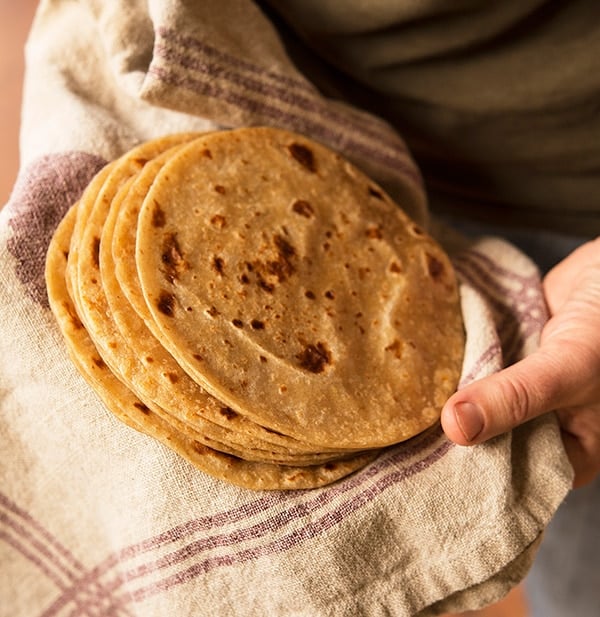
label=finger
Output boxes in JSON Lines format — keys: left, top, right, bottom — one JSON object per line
{"left": 440, "top": 347, "right": 575, "bottom": 445}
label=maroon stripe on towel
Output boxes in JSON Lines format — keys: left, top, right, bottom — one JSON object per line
{"left": 5, "top": 152, "right": 107, "bottom": 308}
{"left": 156, "top": 27, "right": 411, "bottom": 154}
{"left": 150, "top": 29, "right": 422, "bottom": 187}
{"left": 46, "top": 430, "right": 449, "bottom": 611}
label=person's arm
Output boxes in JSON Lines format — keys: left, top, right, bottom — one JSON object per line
{"left": 441, "top": 237, "right": 600, "bottom": 488}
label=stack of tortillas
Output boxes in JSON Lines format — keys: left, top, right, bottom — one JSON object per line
{"left": 45, "top": 127, "right": 465, "bottom": 490}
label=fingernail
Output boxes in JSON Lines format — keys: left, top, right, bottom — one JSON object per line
{"left": 453, "top": 402, "right": 484, "bottom": 442}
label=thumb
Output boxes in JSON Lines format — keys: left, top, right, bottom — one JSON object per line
{"left": 441, "top": 347, "right": 571, "bottom": 445}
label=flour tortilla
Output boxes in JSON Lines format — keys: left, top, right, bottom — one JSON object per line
{"left": 46, "top": 206, "right": 379, "bottom": 489}
{"left": 135, "top": 127, "right": 465, "bottom": 449}
{"left": 73, "top": 139, "right": 353, "bottom": 463}
{"left": 108, "top": 147, "right": 357, "bottom": 455}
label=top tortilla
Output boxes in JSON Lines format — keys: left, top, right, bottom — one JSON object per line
{"left": 135, "top": 127, "right": 465, "bottom": 449}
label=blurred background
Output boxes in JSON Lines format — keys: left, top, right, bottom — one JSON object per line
{"left": 0, "top": 0, "right": 38, "bottom": 205}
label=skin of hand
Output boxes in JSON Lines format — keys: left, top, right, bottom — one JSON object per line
{"left": 441, "top": 237, "right": 600, "bottom": 488}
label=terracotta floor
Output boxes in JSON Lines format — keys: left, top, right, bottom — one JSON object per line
{"left": 0, "top": 3, "right": 530, "bottom": 615}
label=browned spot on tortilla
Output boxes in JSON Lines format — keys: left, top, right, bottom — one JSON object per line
{"left": 385, "top": 339, "right": 403, "bottom": 359}
{"left": 192, "top": 441, "right": 211, "bottom": 455}
{"left": 133, "top": 157, "right": 149, "bottom": 167}
{"left": 206, "top": 306, "right": 219, "bottom": 318}
{"left": 248, "top": 234, "right": 297, "bottom": 292}
{"left": 152, "top": 200, "right": 166, "bottom": 227}
{"left": 232, "top": 319, "right": 244, "bottom": 328}
{"left": 251, "top": 319, "right": 265, "bottom": 330}
{"left": 324, "top": 290, "right": 335, "bottom": 300}
{"left": 259, "top": 355, "right": 268, "bottom": 363}
{"left": 324, "top": 462, "right": 337, "bottom": 471}
{"left": 193, "top": 353, "right": 203, "bottom": 362}
{"left": 145, "top": 356, "right": 154, "bottom": 363}
{"left": 366, "top": 225, "right": 383, "bottom": 239}
{"left": 210, "top": 214, "right": 227, "bottom": 228}
{"left": 219, "top": 406, "right": 238, "bottom": 420}
{"left": 426, "top": 253, "right": 445, "bottom": 281}
{"left": 368, "top": 186, "right": 384, "bottom": 200}
{"left": 212, "top": 255, "right": 225, "bottom": 275}
{"left": 133, "top": 401, "right": 151, "bottom": 415}
{"left": 161, "top": 232, "right": 188, "bottom": 283}
{"left": 64, "top": 302, "right": 83, "bottom": 329}
{"left": 292, "top": 200, "right": 314, "bottom": 218}
{"left": 91, "top": 236, "right": 100, "bottom": 268}
{"left": 157, "top": 291, "right": 176, "bottom": 317}
{"left": 287, "top": 143, "right": 316, "bottom": 172}
{"left": 165, "top": 372, "right": 179, "bottom": 384}
{"left": 91, "top": 355, "right": 106, "bottom": 369}
{"left": 295, "top": 342, "right": 332, "bottom": 373}
{"left": 305, "top": 290, "right": 315, "bottom": 300}
{"left": 389, "top": 261, "right": 403, "bottom": 274}
{"left": 202, "top": 148, "right": 213, "bottom": 159}
{"left": 214, "top": 185, "right": 226, "bottom": 195}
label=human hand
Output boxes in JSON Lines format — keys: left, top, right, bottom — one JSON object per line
{"left": 441, "top": 238, "right": 600, "bottom": 488}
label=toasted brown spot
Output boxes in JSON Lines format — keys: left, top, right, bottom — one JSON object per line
{"left": 193, "top": 353, "right": 204, "bottom": 362}
{"left": 206, "top": 306, "right": 219, "bottom": 318}
{"left": 324, "top": 290, "right": 335, "bottom": 300}
{"left": 214, "top": 185, "right": 226, "bottom": 195}
{"left": 305, "top": 290, "right": 315, "bottom": 300}
{"left": 157, "top": 291, "right": 176, "bottom": 317}
{"left": 324, "top": 462, "right": 337, "bottom": 471}
{"left": 64, "top": 302, "right": 83, "bottom": 330}
{"left": 258, "top": 279, "right": 275, "bottom": 293}
{"left": 212, "top": 255, "right": 225, "bottom": 275}
{"left": 287, "top": 143, "right": 316, "bottom": 172}
{"left": 91, "top": 237, "right": 100, "bottom": 268}
{"left": 292, "top": 200, "right": 314, "bottom": 218}
{"left": 152, "top": 201, "right": 166, "bottom": 227}
{"left": 145, "top": 356, "right": 154, "bottom": 363}
{"left": 426, "top": 253, "right": 445, "bottom": 280}
{"left": 210, "top": 214, "right": 227, "bottom": 228}
{"left": 232, "top": 319, "right": 244, "bottom": 328}
{"left": 366, "top": 225, "right": 383, "bottom": 239}
{"left": 133, "top": 401, "right": 151, "bottom": 415}
{"left": 202, "top": 148, "right": 213, "bottom": 159}
{"left": 165, "top": 372, "right": 179, "bottom": 384}
{"left": 389, "top": 261, "right": 403, "bottom": 273}
{"left": 133, "top": 157, "right": 149, "bottom": 167}
{"left": 92, "top": 355, "right": 106, "bottom": 370}
{"left": 295, "top": 342, "right": 332, "bottom": 373}
{"left": 192, "top": 441, "right": 211, "bottom": 455}
{"left": 368, "top": 186, "right": 384, "bottom": 200}
{"left": 248, "top": 234, "right": 297, "bottom": 293}
{"left": 219, "top": 407, "right": 238, "bottom": 420}
{"left": 385, "top": 339, "right": 403, "bottom": 359}
{"left": 251, "top": 319, "right": 265, "bottom": 330}
{"left": 239, "top": 273, "right": 250, "bottom": 284}
{"left": 161, "top": 233, "right": 188, "bottom": 282}
{"left": 259, "top": 355, "right": 268, "bottom": 363}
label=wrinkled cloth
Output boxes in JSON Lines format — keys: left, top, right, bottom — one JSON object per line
{"left": 0, "top": 2, "right": 572, "bottom": 616}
